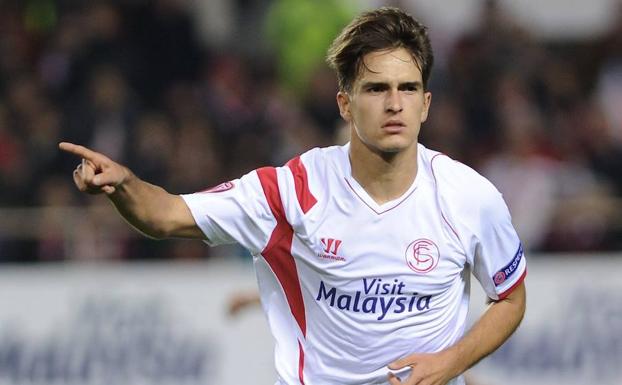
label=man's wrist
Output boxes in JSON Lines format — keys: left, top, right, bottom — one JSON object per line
{"left": 441, "top": 345, "right": 468, "bottom": 378}
{"left": 119, "top": 167, "right": 135, "bottom": 187}
{"left": 107, "top": 167, "right": 135, "bottom": 198}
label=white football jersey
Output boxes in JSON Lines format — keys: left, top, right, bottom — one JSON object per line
{"left": 182, "top": 143, "right": 526, "bottom": 385}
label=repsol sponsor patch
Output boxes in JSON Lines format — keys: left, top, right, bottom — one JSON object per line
{"left": 493, "top": 243, "right": 523, "bottom": 287}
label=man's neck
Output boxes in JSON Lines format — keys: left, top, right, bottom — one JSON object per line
{"left": 349, "top": 138, "right": 419, "bottom": 205}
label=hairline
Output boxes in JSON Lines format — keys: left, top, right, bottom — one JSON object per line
{"left": 346, "top": 47, "right": 426, "bottom": 93}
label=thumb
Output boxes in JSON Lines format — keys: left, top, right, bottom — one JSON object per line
{"left": 92, "top": 165, "right": 129, "bottom": 187}
{"left": 93, "top": 170, "right": 125, "bottom": 187}
{"left": 92, "top": 173, "right": 114, "bottom": 186}
{"left": 101, "top": 185, "right": 116, "bottom": 195}
{"left": 388, "top": 354, "right": 422, "bottom": 370}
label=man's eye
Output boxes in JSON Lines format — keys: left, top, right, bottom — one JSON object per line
{"left": 368, "top": 87, "right": 383, "bottom": 93}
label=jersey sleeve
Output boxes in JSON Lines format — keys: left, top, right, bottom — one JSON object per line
{"left": 467, "top": 189, "right": 526, "bottom": 301}
{"left": 432, "top": 154, "right": 526, "bottom": 301}
{"left": 180, "top": 170, "right": 277, "bottom": 255}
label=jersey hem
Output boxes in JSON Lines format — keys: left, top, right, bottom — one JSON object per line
{"left": 497, "top": 268, "right": 527, "bottom": 300}
{"left": 179, "top": 194, "right": 218, "bottom": 246}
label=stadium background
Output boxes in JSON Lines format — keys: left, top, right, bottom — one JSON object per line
{"left": 0, "top": 0, "right": 620, "bottom": 384}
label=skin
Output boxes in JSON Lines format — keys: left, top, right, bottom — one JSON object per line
{"left": 60, "top": 46, "right": 526, "bottom": 385}
{"left": 337, "top": 47, "right": 431, "bottom": 204}
{"left": 58, "top": 143, "right": 201, "bottom": 239}
{"left": 387, "top": 283, "right": 525, "bottom": 385}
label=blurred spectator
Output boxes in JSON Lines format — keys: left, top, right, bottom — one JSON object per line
{"left": 0, "top": 102, "right": 31, "bottom": 206}
{"left": 129, "top": 112, "right": 176, "bottom": 187}
{"left": 595, "top": 1, "right": 622, "bottom": 145}
{"left": 124, "top": 0, "right": 204, "bottom": 106}
{"left": 169, "top": 115, "right": 221, "bottom": 192}
{"left": 479, "top": 72, "right": 611, "bottom": 251}
{"left": 35, "top": 175, "right": 76, "bottom": 261}
{"left": 448, "top": 0, "right": 543, "bottom": 164}
{"left": 303, "top": 66, "right": 342, "bottom": 138}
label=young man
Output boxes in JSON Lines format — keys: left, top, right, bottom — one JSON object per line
{"left": 60, "top": 7, "right": 526, "bottom": 385}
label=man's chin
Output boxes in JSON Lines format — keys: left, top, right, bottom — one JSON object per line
{"left": 375, "top": 137, "right": 417, "bottom": 154}
{"left": 368, "top": 142, "right": 417, "bottom": 159}
{"left": 353, "top": 134, "right": 418, "bottom": 158}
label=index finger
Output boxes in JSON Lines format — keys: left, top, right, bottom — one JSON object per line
{"left": 58, "top": 142, "right": 103, "bottom": 162}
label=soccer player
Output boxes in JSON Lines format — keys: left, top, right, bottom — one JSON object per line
{"left": 60, "top": 7, "right": 526, "bottom": 385}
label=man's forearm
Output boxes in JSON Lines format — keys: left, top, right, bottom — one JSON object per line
{"left": 59, "top": 141, "right": 203, "bottom": 240}
{"left": 386, "top": 282, "right": 526, "bottom": 385}
{"left": 447, "top": 282, "right": 526, "bottom": 376}
{"left": 107, "top": 171, "right": 196, "bottom": 239}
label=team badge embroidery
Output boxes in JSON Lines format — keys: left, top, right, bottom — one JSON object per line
{"left": 405, "top": 239, "right": 440, "bottom": 273}
{"left": 200, "top": 181, "right": 234, "bottom": 193}
{"left": 494, "top": 271, "right": 507, "bottom": 285}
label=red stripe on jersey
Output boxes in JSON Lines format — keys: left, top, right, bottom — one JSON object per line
{"left": 286, "top": 156, "right": 317, "bottom": 214}
{"left": 497, "top": 269, "right": 527, "bottom": 300}
{"left": 298, "top": 340, "right": 306, "bottom": 384}
{"left": 256, "top": 166, "right": 308, "bottom": 340}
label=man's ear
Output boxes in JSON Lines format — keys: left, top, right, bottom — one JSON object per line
{"left": 420, "top": 91, "right": 432, "bottom": 123}
{"left": 336, "top": 91, "right": 351, "bottom": 122}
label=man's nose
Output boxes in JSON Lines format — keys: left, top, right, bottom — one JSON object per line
{"left": 385, "top": 89, "right": 403, "bottom": 113}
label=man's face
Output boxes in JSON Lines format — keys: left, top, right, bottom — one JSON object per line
{"left": 337, "top": 47, "right": 431, "bottom": 155}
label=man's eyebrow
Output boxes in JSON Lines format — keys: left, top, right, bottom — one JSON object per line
{"left": 359, "top": 80, "right": 423, "bottom": 88}
{"left": 360, "top": 81, "right": 389, "bottom": 89}
{"left": 399, "top": 81, "right": 423, "bottom": 88}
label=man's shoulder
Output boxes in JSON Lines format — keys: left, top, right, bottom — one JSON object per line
{"left": 276, "top": 144, "right": 347, "bottom": 214}
{"left": 290, "top": 144, "right": 348, "bottom": 177}
{"left": 421, "top": 145, "right": 502, "bottom": 211}
{"left": 298, "top": 144, "right": 347, "bottom": 163}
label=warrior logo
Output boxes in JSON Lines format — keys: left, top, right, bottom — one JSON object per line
{"left": 405, "top": 239, "right": 440, "bottom": 273}
{"left": 320, "top": 238, "right": 342, "bottom": 255}
{"left": 318, "top": 238, "right": 345, "bottom": 262}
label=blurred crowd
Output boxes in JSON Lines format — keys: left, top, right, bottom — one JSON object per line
{"left": 0, "top": 0, "right": 621, "bottom": 262}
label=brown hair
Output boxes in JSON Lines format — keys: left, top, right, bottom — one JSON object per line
{"left": 326, "top": 7, "right": 434, "bottom": 92}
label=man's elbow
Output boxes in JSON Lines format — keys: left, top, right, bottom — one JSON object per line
{"left": 136, "top": 225, "right": 168, "bottom": 240}
{"left": 505, "top": 281, "right": 527, "bottom": 321}
{"left": 140, "top": 218, "right": 202, "bottom": 240}
{"left": 132, "top": 219, "right": 174, "bottom": 240}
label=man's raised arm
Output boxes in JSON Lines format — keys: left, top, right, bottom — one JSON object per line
{"left": 59, "top": 142, "right": 204, "bottom": 240}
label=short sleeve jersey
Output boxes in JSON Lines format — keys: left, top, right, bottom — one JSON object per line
{"left": 182, "top": 143, "right": 526, "bottom": 385}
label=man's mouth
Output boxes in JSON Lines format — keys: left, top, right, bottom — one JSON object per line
{"left": 382, "top": 120, "right": 406, "bottom": 131}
